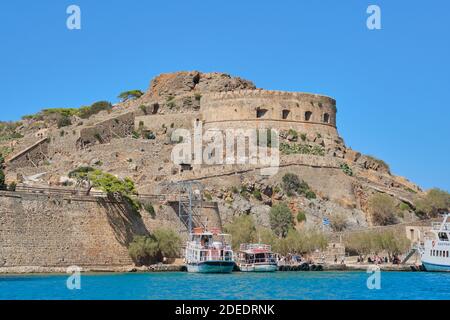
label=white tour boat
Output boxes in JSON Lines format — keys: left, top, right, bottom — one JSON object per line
{"left": 419, "top": 214, "right": 450, "bottom": 272}
{"left": 185, "top": 227, "right": 235, "bottom": 273}
{"left": 237, "top": 243, "right": 278, "bottom": 272}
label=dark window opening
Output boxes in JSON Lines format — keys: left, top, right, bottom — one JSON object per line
{"left": 323, "top": 113, "right": 330, "bottom": 123}
{"left": 439, "top": 232, "right": 449, "bottom": 241}
{"left": 152, "top": 103, "right": 159, "bottom": 114}
{"left": 282, "top": 110, "right": 290, "bottom": 120}
{"left": 257, "top": 108, "right": 268, "bottom": 119}
{"left": 180, "top": 163, "right": 193, "bottom": 172}
{"left": 305, "top": 111, "right": 312, "bottom": 121}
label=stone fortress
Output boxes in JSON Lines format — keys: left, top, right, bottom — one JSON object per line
{"left": 0, "top": 71, "right": 424, "bottom": 272}
{"left": 201, "top": 90, "right": 337, "bottom": 137}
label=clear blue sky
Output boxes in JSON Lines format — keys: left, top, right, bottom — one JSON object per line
{"left": 0, "top": 0, "right": 449, "bottom": 192}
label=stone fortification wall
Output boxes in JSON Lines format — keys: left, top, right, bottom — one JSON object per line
{"left": 201, "top": 89, "right": 338, "bottom": 137}
{"left": 0, "top": 191, "right": 185, "bottom": 268}
{"left": 135, "top": 113, "right": 200, "bottom": 132}
{"left": 77, "top": 112, "right": 135, "bottom": 148}
{"left": 6, "top": 138, "right": 50, "bottom": 170}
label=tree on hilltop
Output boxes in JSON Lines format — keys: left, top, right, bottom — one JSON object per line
{"left": 118, "top": 90, "right": 144, "bottom": 102}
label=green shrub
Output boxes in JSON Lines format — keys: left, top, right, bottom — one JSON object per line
{"left": 94, "top": 133, "right": 103, "bottom": 142}
{"left": 144, "top": 131, "right": 156, "bottom": 140}
{"left": 305, "top": 190, "right": 316, "bottom": 199}
{"left": 139, "top": 105, "right": 148, "bottom": 115}
{"left": 78, "top": 101, "right": 112, "bottom": 119}
{"left": 329, "top": 213, "right": 348, "bottom": 232}
{"left": 0, "top": 169, "right": 5, "bottom": 190}
{"left": 131, "top": 131, "right": 140, "bottom": 139}
{"left": 296, "top": 211, "right": 306, "bottom": 223}
{"left": 399, "top": 202, "right": 410, "bottom": 211}
{"left": 253, "top": 189, "right": 262, "bottom": 201}
{"left": 340, "top": 163, "right": 353, "bottom": 176}
{"left": 0, "top": 147, "right": 13, "bottom": 158}
{"left": 68, "top": 166, "right": 95, "bottom": 178}
{"left": 167, "top": 101, "right": 176, "bottom": 109}
{"left": 369, "top": 193, "right": 397, "bottom": 226}
{"left": 57, "top": 116, "right": 72, "bottom": 128}
{"left": 344, "top": 229, "right": 410, "bottom": 259}
{"left": 128, "top": 236, "right": 156, "bottom": 265}
{"left": 42, "top": 108, "right": 78, "bottom": 118}
{"left": 282, "top": 173, "right": 302, "bottom": 196}
{"left": 287, "top": 129, "right": 298, "bottom": 141}
{"left": 0, "top": 122, "right": 24, "bottom": 142}
{"left": 274, "top": 228, "right": 327, "bottom": 255}
{"left": 144, "top": 202, "right": 156, "bottom": 218}
{"left": 239, "top": 186, "right": 250, "bottom": 199}
{"left": 128, "top": 229, "right": 181, "bottom": 265}
{"left": 69, "top": 168, "right": 136, "bottom": 195}
{"left": 300, "top": 133, "right": 307, "bottom": 141}
{"left": 204, "top": 191, "right": 212, "bottom": 201}
{"left": 118, "top": 90, "right": 144, "bottom": 102}
{"left": 281, "top": 173, "right": 316, "bottom": 199}
{"left": 280, "top": 143, "right": 325, "bottom": 156}
{"left": 224, "top": 215, "right": 257, "bottom": 250}
{"left": 194, "top": 93, "right": 202, "bottom": 101}
{"left": 269, "top": 203, "right": 294, "bottom": 238}
{"left": 415, "top": 188, "right": 450, "bottom": 217}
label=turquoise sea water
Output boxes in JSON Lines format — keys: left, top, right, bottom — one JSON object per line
{"left": 1, "top": 271, "right": 449, "bottom": 300}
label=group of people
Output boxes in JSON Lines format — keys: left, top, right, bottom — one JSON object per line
{"left": 357, "top": 255, "right": 401, "bottom": 265}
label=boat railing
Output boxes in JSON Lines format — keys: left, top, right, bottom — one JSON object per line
{"left": 432, "top": 222, "right": 450, "bottom": 231}
{"left": 197, "top": 255, "right": 234, "bottom": 262}
{"left": 239, "top": 243, "right": 272, "bottom": 251}
{"left": 239, "top": 257, "right": 277, "bottom": 264}
{"left": 188, "top": 243, "right": 232, "bottom": 251}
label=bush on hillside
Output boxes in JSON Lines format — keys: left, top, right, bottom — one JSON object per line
{"left": 329, "top": 213, "right": 348, "bottom": 232}
{"left": 224, "top": 215, "right": 257, "bottom": 250}
{"left": 415, "top": 188, "right": 450, "bottom": 218}
{"left": 369, "top": 193, "right": 397, "bottom": 226}
{"left": 281, "top": 173, "right": 316, "bottom": 199}
{"left": 78, "top": 101, "right": 113, "bottom": 119}
{"left": 296, "top": 211, "right": 307, "bottom": 223}
{"left": 269, "top": 203, "right": 294, "bottom": 238}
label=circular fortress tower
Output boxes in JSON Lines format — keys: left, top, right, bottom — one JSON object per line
{"left": 201, "top": 89, "right": 338, "bottom": 137}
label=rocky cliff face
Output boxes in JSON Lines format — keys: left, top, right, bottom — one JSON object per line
{"left": 145, "top": 71, "right": 256, "bottom": 98}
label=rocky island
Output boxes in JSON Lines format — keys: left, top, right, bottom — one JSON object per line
{"left": 0, "top": 71, "right": 448, "bottom": 273}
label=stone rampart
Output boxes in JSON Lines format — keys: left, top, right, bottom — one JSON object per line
{"left": 6, "top": 138, "right": 50, "bottom": 169}
{"left": 77, "top": 112, "right": 135, "bottom": 148}
{"left": 201, "top": 89, "right": 338, "bottom": 137}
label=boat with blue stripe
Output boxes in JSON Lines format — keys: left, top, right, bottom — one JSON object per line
{"left": 419, "top": 214, "right": 450, "bottom": 272}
